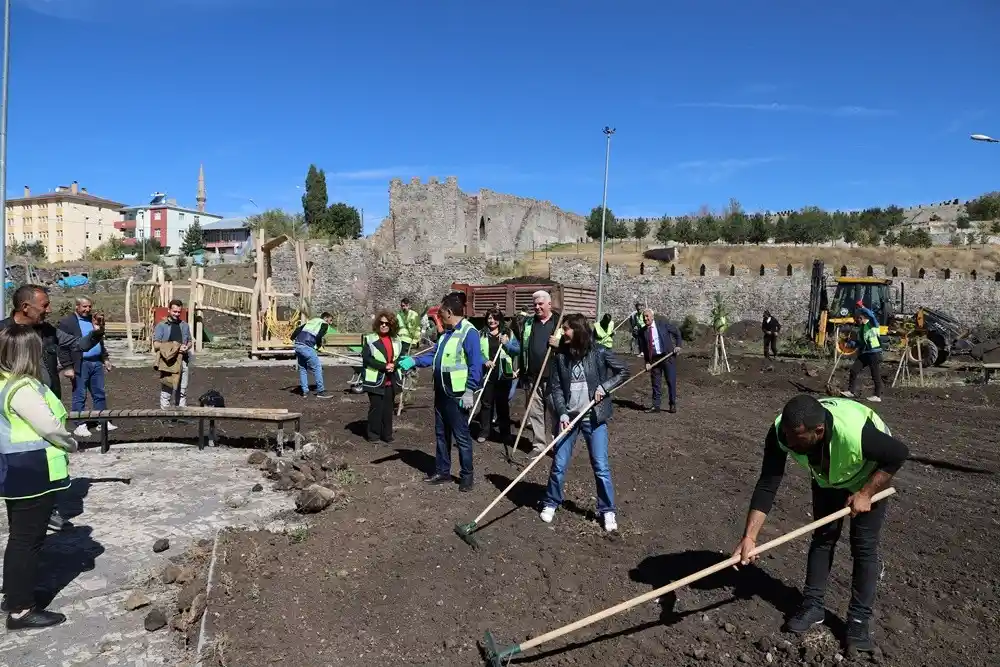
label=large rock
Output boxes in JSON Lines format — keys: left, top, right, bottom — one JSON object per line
{"left": 295, "top": 484, "right": 337, "bottom": 513}
{"left": 124, "top": 591, "right": 151, "bottom": 611}
{"left": 144, "top": 608, "right": 168, "bottom": 632}
{"left": 247, "top": 451, "right": 268, "bottom": 466}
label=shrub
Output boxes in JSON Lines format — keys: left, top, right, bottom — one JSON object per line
{"left": 680, "top": 315, "right": 699, "bottom": 342}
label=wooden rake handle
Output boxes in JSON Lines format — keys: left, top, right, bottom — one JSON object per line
{"left": 518, "top": 487, "right": 897, "bottom": 653}
{"left": 472, "top": 350, "right": 677, "bottom": 525}
{"left": 468, "top": 344, "right": 505, "bottom": 426}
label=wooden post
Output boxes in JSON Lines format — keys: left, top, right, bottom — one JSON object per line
{"left": 250, "top": 228, "right": 264, "bottom": 357}
{"left": 195, "top": 267, "right": 205, "bottom": 351}
{"left": 125, "top": 276, "right": 135, "bottom": 354}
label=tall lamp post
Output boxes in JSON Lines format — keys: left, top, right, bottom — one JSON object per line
{"left": 0, "top": 0, "right": 11, "bottom": 315}
{"left": 596, "top": 126, "right": 615, "bottom": 319}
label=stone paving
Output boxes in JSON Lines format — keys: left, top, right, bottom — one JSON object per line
{"left": 0, "top": 443, "right": 293, "bottom": 667}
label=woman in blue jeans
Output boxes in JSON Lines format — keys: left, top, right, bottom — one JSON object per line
{"left": 541, "top": 313, "right": 629, "bottom": 532}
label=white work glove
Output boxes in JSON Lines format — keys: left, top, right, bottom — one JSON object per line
{"left": 460, "top": 390, "right": 475, "bottom": 410}
{"left": 559, "top": 414, "right": 571, "bottom": 431}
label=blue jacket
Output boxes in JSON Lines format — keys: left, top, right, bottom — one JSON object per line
{"left": 638, "top": 317, "right": 682, "bottom": 362}
{"left": 412, "top": 318, "right": 484, "bottom": 396}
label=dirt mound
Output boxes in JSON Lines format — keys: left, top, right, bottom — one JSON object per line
{"left": 723, "top": 319, "right": 761, "bottom": 340}
{"left": 498, "top": 275, "right": 556, "bottom": 285}
{"left": 970, "top": 339, "right": 1000, "bottom": 363}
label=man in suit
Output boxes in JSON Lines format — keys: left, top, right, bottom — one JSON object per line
{"left": 638, "top": 308, "right": 682, "bottom": 413}
{"left": 58, "top": 297, "right": 114, "bottom": 437}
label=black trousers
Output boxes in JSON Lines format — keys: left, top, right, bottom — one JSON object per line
{"left": 478, "top": 376, "right": 512, "bottom": 440}
{"left": 3, "top": 492, "right": 57, "bottom": 612}
{"left": 649, "top": 356, "right": 677, "bottom": 407}
{"left": 802, "top": 482, "right": 888, "bottom": 621}
{"left": 848, "top": 353, "right": 884, "bottom": 397}
{"left": 399, "top": 342, "right": 412, "bottom": 356}
{"left": 366, "top": 389, "right": 394, "bottom": 443}
{"left": 763, "top": 333, "right": 778, "bottom": 358}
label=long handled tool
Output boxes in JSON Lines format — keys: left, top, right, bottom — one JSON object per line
{"left": 482, "top": 486, "right": 897, "bottom": 665}
{"left": 455, "top": 351, "right": 677, "bottom": 548}
{"left": 509, "top": 312, "right": 565, "bottom": 463}
{"left": 468, "top": 343, "right": 504, "bottom": 426}
{"left": 396, "top": 345, "right": 435, "bottom": 416}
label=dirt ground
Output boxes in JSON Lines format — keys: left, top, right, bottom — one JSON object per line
{"left": 84, "top": 355, "right": 999, "bottom": 667}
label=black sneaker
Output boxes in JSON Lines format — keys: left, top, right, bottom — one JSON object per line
{"left": 783, "top": 604, "right": 825, "bottom": 633}
{"left": 668, "top": 404, "right": 677, "bottom": 414}
{"left": 314, "top": 391, "right": 334, "bottom": 399}
{"left": 644, "top": 406, "right": 661, "bottom": 414}
{"left": 423, "top": 474, "right": 450, "bottom": 485}
{"left": 845, "top": 617, "right": 875, "bottom": 653}
{"left": 47, "top": 511, "right": 64, "bottom": 532}
{"left": 459, "top": 480, "right": 475, "bottom": 492}
{"left": 6, "top": 610, "right": 66, "bottom": 630}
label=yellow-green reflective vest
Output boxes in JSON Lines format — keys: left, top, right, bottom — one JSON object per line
{"left": 436, "top": 319, "right": 476, "bottom": 394}
{"left": 480, "top": 331, "right": 514, "bottom": 378}
{"left": 861, "top": 323, "right": 881, "bottom": 352}
{"left": 397, "top": 310, "right": 420, "bottom": 345}
{"left": 296, "top": 317, "right": 326, "bottom": 347}
{"left": 0, "top": 375, "right": 71, "bottom": 500}
{"left": 363, "top": 333, "right": 401, "bottom": 388}
{"left": 774, "top": 397, "right": 887, "bottom": 492}
{"left": 593, "top": 319, "right": 614, "bottom": 348}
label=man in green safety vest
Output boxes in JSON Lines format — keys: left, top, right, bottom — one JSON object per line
{"left": 628, "top": 302, "right": 644, "bottom": 356}
{"left": 592, "top": 313, "right": 615, "bottom": 349}
{"left": 396, "top": 298, "right": 421, "bottom": 356}
{"left": 841, "top": 305, "right": 884, "bottom": 403}
{"left": 399, "top": 293, "right": 484, "bottom": 491}
{"left": 290, "top": 312, "right": 335, "bottom": 398}
{"left": 733, "top": 394, "right": 909, "bottom": 654}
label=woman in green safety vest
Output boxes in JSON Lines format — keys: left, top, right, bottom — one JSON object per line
{"left": 476, "top": 308, "right": 515, "bottom": 445}
{"left": 0, "top": 324, "right": 79, "bottom": 631}
{"left": 362, "top": 309, "right": 402, "bottom": 444}
{"left": 592, "top": 313, "right": 615, "bottom": 349}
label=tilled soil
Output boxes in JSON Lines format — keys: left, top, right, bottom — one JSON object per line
{"left": 92, "top": 356, "right": 1000, "bottom": 667}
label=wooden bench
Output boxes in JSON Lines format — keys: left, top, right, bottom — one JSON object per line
{"left": 323, "top": 333, "right": 366, "bottom": 348}
{"left": 102, "top": 322, "right": 145, "bottom": 338}
{"left": 983, "top": 363, "right": 1000, "bottom": 384}
{"left": 69, "top": 407, "right": 303, "bottom": 456}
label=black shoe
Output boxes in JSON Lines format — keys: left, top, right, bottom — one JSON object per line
{"left": 1, "top": 592, "right": 50, "bottom": 613}
{"left": 47, "top": 511, "right": 64, "bottom": 532}
{"left": 644, "top": 406, "right": 661, "bottom": 414}
{"left": 668, "top": 404, "right": 677, "bottom": 414}
{"left": 459, "top": 480, "right": 475, "bottom": 492}
{"left": 423, "top": 474, "right": 450, "bottom": 485}
{"left": 783, "top": 604, "right": 826, "bottom": 633}
{"left": 6, "top": 609, "right": 66, "bottom": 630}
{"left": 845, "top": 617, "right": 875, "bottom": 653}
{"left": 314, "top": 391, "right": 334, "bottom": 399}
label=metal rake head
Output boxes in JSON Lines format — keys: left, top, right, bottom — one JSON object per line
{"left": 454, "top": 521, "right": 479, "bottom": 548}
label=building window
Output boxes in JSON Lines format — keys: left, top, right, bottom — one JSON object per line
{"left": 56, "top": 245, "right": 63, "bottom": 254}
{"left": 154, "top": 229, "right": 162, "bottom": 238}
{"left": 194, "top": 216, "right": 200, "bottom": 224}
{"left": 56, "top": 215, "right": 63, "bottom": 222}
{"left": 179, "top": 212, "right": 185, "bottom": 220}
{"left": 85, "top": 231, "right": 90, "bottom": 239}
{"left": 25, "top": 232, "right": 33, "bottom": 240}
{"left": 56, "top": 229, "right": 63, "bottom": 238}
{"left": 153, "top": 211, "right": 161, "bottom": 221}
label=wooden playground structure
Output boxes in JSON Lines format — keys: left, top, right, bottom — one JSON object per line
{"left": 123, "top": 229, "right": 317, "bottom": 357}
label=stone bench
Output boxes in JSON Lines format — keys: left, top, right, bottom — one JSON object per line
{"left": 69, "top": 407, "right": 303, "bottom": 456}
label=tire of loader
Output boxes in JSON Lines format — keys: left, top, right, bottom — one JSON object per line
{"left": 907, "top": 337, "right": 939, "bottom": 367}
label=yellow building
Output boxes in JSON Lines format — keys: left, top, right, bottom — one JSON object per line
{"left": 5, "top": 181, "right": 125, "bottom": 262}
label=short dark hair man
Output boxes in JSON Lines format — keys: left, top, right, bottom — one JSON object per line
{"left": 733, "top": 394, "right": 909, "bottom": 654}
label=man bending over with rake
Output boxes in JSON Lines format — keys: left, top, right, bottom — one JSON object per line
{"left": 733, "top": 394, "right": 909, "bottom": 654}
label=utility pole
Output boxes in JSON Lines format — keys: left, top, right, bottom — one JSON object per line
{"left": 0, "top": 0, "right": 11, "bottom": 315}
{"left": 596, "top": 126, "right": 615, "bottom": 318}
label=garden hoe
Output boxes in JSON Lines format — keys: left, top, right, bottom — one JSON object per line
{"left": 481, "top": 487, "right": 897, "bottom": 665}
{"left": 507, "top": 312, "right": 565, "bottom": 465}
{"left": 468, "top": 328, "right": 509, "bottom": 426}
{"left": 455, "top": 351, "right": 677, "bottom": 548}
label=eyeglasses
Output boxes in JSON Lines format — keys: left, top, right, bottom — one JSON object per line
{"left": 378, "top": 321, "right": 390, "bottom": 326}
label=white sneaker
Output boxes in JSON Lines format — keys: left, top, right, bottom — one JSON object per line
{"left": 530, "top": 443, "right": 546, "bottom": 456}
{"left": 104, "top": 422, "right": 118, "bottom": 431}
{"left": 539, "top": 506, "right": 556, "bottom": 523}
{"left": 866, "top": 396, "right": 882, "bottom": 403}
{"left": 840, "top": 391, "right": 855, "bottom": 398}
{"left": 603, "top": 512, "right": 618, "bottom": 532}
{"left": 73, "top": 424, "right": 92, "bottom": 438}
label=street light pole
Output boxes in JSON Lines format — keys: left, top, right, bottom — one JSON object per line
{"left": 596, "top": 126, "right": 615, "bottom": 319}
{"left": 0, "top": 0, "right": 11, "bottom": 315}
{"left": 971, "top": 133, "right": 999, "bottom": 143}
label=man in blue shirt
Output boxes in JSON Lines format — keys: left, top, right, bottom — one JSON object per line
{"left": 58, "top": 297, "right": 113, "bottom": 437}
{"left": 401, "top": 293, "right": 483, "bottom": 491}
{"left": 842, "top": 305, "right": 884, "bottom": 402}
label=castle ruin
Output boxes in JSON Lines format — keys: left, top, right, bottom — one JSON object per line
{"left": 370, "top": 177, "right": 587, "bottom": 258}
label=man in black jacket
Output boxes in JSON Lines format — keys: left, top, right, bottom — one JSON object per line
{"left": 58, "top": 297, "right": 114, "bottom": 437}
{"left": 0, "top": 285, "right": 104, "bottom": 532}
{"left": 762, "top": 309, "right": 781, "bottom": 359}
{"left": 638, "top": 308, "right": 682, "bottom": 413}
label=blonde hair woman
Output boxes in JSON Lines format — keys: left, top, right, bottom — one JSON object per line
{"left": 0, "top": 324, "right": 77, "bottom": 630}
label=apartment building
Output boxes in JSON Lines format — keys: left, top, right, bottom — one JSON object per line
{"left": 5, "top": 182, "right": 125, "bottom": 261}
{"left": 117, "top": 194, "right": 223, "bottom": 254}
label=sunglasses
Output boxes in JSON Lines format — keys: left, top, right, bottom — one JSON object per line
{"left": 378, "top": 321, "right": 390, "bottom": 326}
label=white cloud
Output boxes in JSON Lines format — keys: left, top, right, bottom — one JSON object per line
{"left": 673, "top": 102, "right": 896, "bottom": 117}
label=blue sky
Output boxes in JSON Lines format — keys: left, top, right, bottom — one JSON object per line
{"left": 7, "top": 0, "right": 1000, "bottom": 233}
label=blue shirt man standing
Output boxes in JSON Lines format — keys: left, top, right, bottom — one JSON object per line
{"left": 402, "top": 293, "right": 483, "bottom": 491}
{"left": 58, "top": 297, "right": 114, "bottom": 438}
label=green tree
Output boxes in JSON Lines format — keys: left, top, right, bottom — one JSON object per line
{"left": 326, "top": 202, "right": 362, "bottom": 239}
{"left": 672, "top": 216, "right": 696, "bottom": 244}
{"left": 956, "top": 214, "right": 971, "bottom": 229}
{"left": 965, "top": 192, "right": 1000, "bottom": 221}
{"left": 180, "top": 220, "right": 205, "bottom": 256}
{"left": 721, "top": 211, "right": 749, "bottom": 244}
{"left": 746, "top": 213, "right": 772, "bottom": 244}
{"left": 586, "top": 206, "right": 616, "bottom": 240}
{"left": 87, "top": 237, "right": 127, "bottom": 260}
{"left": 898, "top": 228, "right": 932, "bottom": 248}
{"left": 695, "top": 214, "right": 720, "bottom": 244}
{"left": 883, "top": 230, "right": 898, "bottom": 247}
{"left": 246, "top": 209, "right": 307, "bottom": 239}
{"left": 632, "top": 218, "right": 650, "bottom": 244}
{"left": 302, "top": 164, "right": 330, "bottom": 231}
{"left": 655, "top": 216, "right": 674, "bottom": 244}
{"left": 9, "top": 240, "right": 46, "bottom": 260}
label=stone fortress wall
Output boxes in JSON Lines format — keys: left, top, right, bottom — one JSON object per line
{"left": 273, "top": 238, "right": 1000, "bottom": 334}
{"left": 369, "top": 177, "right": 587, "bottom": 259}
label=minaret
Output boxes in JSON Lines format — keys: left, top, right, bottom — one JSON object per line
{"left": 196, "top": 163, "right": 206, "bottom": 212}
